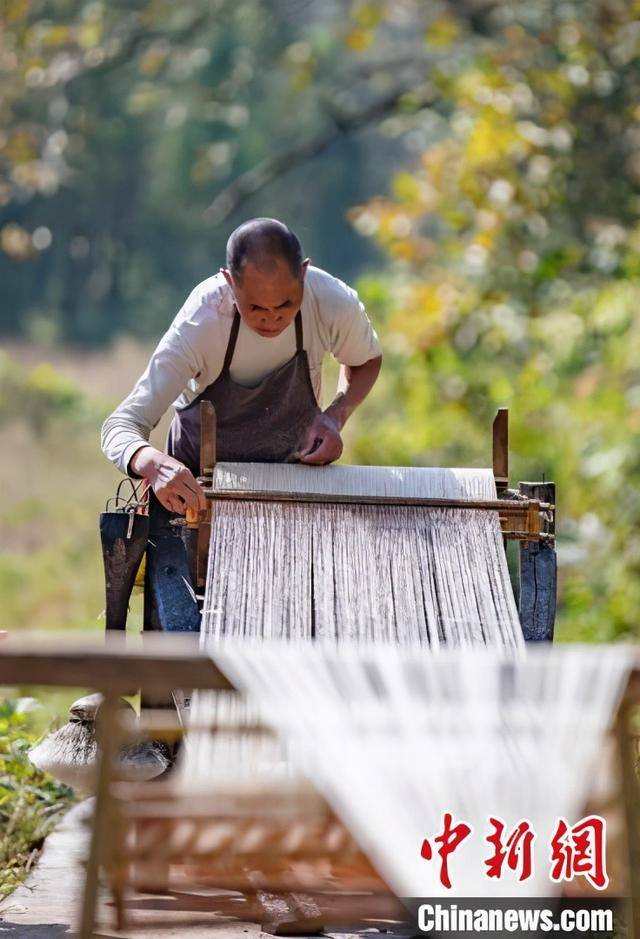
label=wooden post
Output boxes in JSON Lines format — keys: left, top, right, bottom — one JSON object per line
{"left": 196, "top": 401, "right": 216, "bottom": 589}
{"left": 616, "top": 674, "right": 640, "bottom": 939}
{"left": 518, "top": 481, "right": 556, "bottom": 641}
{"left": 492, "top": 408, "right": 509, "bottom": 493}
{"left": 78, "top": 692, "right": 120, "bottom": 939}
{"left": 142, "top": 493, "right": 201, "bottom": 710}
{"left": 200, "top": 400, "right": 217, "bottom": 477}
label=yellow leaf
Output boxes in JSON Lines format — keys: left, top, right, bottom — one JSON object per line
{"left": 425, "top": 15, "right": 460, "bottom": 49}
{"left": 345, "top": 27, "right": 374, "bottom": 52}
{"left": 78, "top": 23, "right": 103, "bottom": 51}
{"left": 465, "top": 115, "right": 521, "bottom": 167}
{"left": 389, "top": 240, "right": 417, "bottom": 262}
{"left": 392, "top": 172, "right": 420, "bottom": 204}
{"left": 5, "top": 0, "right": 28, "bottom": 25}
{"left": 352, "top": 2, "right": 383, "bottom": 28}
{"left": 41, "top": 25, "right": 71, "bottom": 46}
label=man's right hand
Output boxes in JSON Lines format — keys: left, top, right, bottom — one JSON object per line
{"left": 128, "top": 446, "right": 207, "bottom": 516}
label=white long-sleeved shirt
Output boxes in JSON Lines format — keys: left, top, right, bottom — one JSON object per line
{"left": 101, "top": 266, "right": 382, "bottom": 475}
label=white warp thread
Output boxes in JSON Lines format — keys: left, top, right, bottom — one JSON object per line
{"left": 204, "top": 465, "right": 521, "bottom": 648}
{"left": 182, "top": 462, "right": 616, "bottom": 899}
{"left": 213, "top": 462, "right": 496, "bottom": 501}
{"left": 211, "top": 640, "right": 633, "bottom": 898}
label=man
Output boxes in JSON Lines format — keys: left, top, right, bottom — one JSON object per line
{"left": 101, "top": 218, "right": 382, "bottom": 515}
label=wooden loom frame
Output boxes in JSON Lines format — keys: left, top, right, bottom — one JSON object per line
{"left": 2, "top": 634, "right": 640, "bottom": 938}
{"left": 163, "top": 403, "right": 557, "bottom": 642}
{"left": 136, "top": 405, "right": 556, "bottom": 644}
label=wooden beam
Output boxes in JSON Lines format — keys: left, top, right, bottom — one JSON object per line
{"left": 185, "top": 401, "right": 216, "bottom": 529}
{"left": 0, "top": 633, "right": 233, "bottom": 692}
{"left": 195, "top": 401, "right": 216, "bottom": 587}
{"left": 518, "top": 481, "right": 556, "bottom": 641}
{"left": 202, "top": 489, "right": 554, "bottom": 541}
{"left": 204, "top": 490, "right": 543, "bottom": 512}
{"left": 492, "top": 408, "right": 509, "bottom": 492}
{"left": 196, "top": 518, "right": 211, "bottom": 590}
{"left": 205, "top": 488, "right": 551, "bottom": 541}
{"left": 199, "top": 400, "right": 217, "bottom": 477}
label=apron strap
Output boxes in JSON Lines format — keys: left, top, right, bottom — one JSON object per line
{"left": 222, "top": 308, "right": 241, "bottom": 374}
{"left": 224, "top": 307, "right": 303, "bottom": 373}
{"left": 294, "top": 310, "right": 304, "bottom": 352}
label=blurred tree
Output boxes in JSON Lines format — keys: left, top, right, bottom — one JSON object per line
{"left": 0, "top": 0, "right": 300, "bottom": 341}
{"left": 345, "top": 0, "right": 640, "bottom": 639}
{"left": 0, "top": 0, "right": 421, "bottom": 344}
{"left": 3, "top": 0, "right": 640, "bottom": 640}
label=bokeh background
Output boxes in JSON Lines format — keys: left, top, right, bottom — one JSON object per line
{"left": 2, "top": 0, "right": 640, "bottom": 642}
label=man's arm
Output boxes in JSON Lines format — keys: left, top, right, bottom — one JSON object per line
{"left": 101, "top": 318, "right": 208, "bottom": 515}
{"left": 297, "top": 273, "right": 383, "bottom": 465}
{"left": 297, "top": 354, "right": 382, "bottom": 465}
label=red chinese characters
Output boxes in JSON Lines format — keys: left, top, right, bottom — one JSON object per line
{"left": 549, "top": 815, "right": 608, "bottom": 891}
{"left": 420, "top": 813, "right": 608, "bottom": 891}
{"left": 485, "top": 817, "right": 535, "bottom": 882}
{"left": 420, "top": 812, "right": 472, "bottom": 889}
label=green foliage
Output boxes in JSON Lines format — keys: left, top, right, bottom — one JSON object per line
{"left": 0, "top": 698, "right": 74, "bottom": 899}
{"left": 1, "top": 0, "right": 638, "bottom": 645}
{"left": 0, "top": 0, "right": 387, "bottom": 345}
{"left": 2, "top": 0, "right": 639, "bottom": 645}
{"left": 0, "top": 354, "right": 142, "bottom": 634}
{"left": 0, "top": 353, "right": 106, "bottom": 433}
{"left": 346, "top": 0, "right": 640, "bottom": 641}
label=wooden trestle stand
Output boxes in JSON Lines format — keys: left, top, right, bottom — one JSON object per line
{"left": 1, "top": 634, "right": 639, "bottom": 938}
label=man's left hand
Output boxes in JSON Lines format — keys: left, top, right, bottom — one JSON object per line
{"left": 296, "top": 411, "right": 343, "bottom": 465}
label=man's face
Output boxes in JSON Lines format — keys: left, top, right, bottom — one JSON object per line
{"left": 222, "top": 258, "right": 309, "bottom": 338}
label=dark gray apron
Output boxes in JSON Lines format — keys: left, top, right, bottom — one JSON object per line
{"left": 167, "top": 308, "right": 319, "bottom": 474}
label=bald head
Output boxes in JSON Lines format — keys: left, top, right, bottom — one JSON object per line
{"left": 226, "top": 218, "right": 304, "bottom": 283}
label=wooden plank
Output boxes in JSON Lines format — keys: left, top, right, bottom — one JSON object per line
{"left": 206, "top": 489, "right": 550, "bottom": 540}
{"left": 196, "top": 392, "right": 214, "bottom": 586}
{"left": 492, "top": 408, "right": 509, "bottom": 491}
{"left": 200, "top": 400, "right": 217, "bottom": 476}
{"left": 196, "top": 517, "right": 211, "bottom": 589}
{"left": 180, "top": 524, "right": 199, "bottom": 591}
{"left": 205, "top": 490, "right": 544, "bottom": 512}
{"left": 518, "top": 481, "right": 556, "bottom": 641}
{"left": 0, "top": 633, "right": 234, "bottom": 692}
